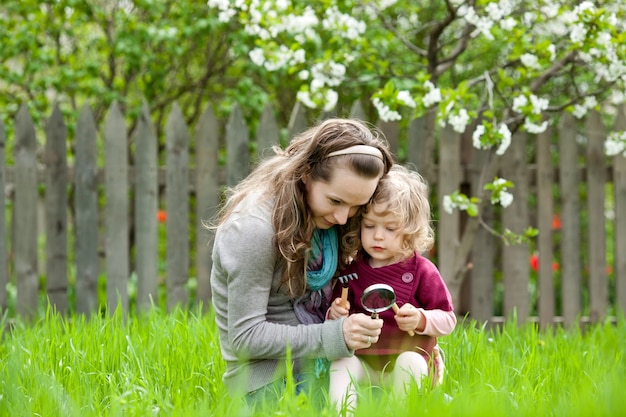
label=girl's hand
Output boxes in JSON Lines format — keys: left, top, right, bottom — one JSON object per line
{"left": 327, "top": 297, "right": 350, "bottom": 320}
{"left": 342, "top": 313, "right": 383, "bottom": 350}
{"left": 394, "top": 303, "right": 425, "bottom": 334}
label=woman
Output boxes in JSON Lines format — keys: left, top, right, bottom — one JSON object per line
{"left": 209, "top": 118, "right": 394, "bottom": 401}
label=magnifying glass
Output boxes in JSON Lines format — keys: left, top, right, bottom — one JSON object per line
{"left": 360, "top": 283, "right": 414, "bottom": 336}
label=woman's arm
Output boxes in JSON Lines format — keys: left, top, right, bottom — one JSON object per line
{"left": 212, "top": 205, "right": 352, "bottom": 362}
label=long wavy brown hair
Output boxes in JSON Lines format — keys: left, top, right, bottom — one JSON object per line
{"left": 210, "top": 118, "right": 394, "bottom": 296}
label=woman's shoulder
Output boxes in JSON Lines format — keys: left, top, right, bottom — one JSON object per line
{"left": 225, "top": 193, "right": 273, "bottom": 224}
{"left": 217, "top": 193, "right": 275, "bottom": 241}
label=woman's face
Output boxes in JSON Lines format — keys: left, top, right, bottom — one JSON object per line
{"left": 304, "top": 166, "right": 380, "bottom": 229}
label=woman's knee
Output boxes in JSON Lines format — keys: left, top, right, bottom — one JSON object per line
{"left": 330, "top": 356, "right": 363, "bottom": 374}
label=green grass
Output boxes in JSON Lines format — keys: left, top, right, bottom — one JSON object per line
{"left": 1, "top": 308, "right": 624, "bottom": 417}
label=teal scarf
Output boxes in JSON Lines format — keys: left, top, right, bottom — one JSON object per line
{"left": 306, "top": 227, "right": 338, "bottom": 379}
{"left": 306, "top": 227, "right": 338, "bottom": 290}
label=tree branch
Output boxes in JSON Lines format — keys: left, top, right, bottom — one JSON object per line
{"left": 369, "top": 4, "right": 428, "bottom": 57}
{"left": 529, "top": 50, "right": 578, "bottom": 92}
{"left": 435, "top": 25, "right": 474, "bottom": 76}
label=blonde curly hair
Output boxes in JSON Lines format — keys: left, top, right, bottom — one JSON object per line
{"left": 342, "top": 164, "right": 434, "bottom": 261}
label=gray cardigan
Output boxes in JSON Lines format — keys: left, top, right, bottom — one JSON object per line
{"left": 210, "top": 194, "right": 351, "bottom": 395}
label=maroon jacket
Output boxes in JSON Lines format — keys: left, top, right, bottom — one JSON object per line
{"left": 332, "top": 252, "right": 454, "bottom": 366}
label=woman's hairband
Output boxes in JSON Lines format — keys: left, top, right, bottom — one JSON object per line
{"left": 327, "top": 145, "right": 384, "bottom": 161}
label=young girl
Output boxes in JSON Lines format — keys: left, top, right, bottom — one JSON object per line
{"left": 209, "top": 118, "right": 394, "bottom": 403}
{"left": 327, "top": 164, "right": 456, "bottom": 414}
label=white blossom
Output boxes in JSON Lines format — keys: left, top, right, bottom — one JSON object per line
{"left": 540, "top": 5, "right": 559, "bottom": 19}
{"left": 499, "top": 191, "right": 514, "bottom": 207}
{"left": 448, "top": 109, "right": 470, "bottom": 133}
{"left": 530, "top": 94, "right": 549, "bottom": 114}
{"left": 423, "top": 81, "right": 442, "bottom": 107}
{"left": 605, "top": 131, "right": 626, "bottom": 157}
{"left": 496, "top": 124, "right": 512, "bottom": 155}
{"left": 512, "top": 95, "right": 528, "bottom": 113}
{"left": 296, "top": 84, "right": 339, "bottom": 111}
{"left": 472, "top": 124, "right": 486, "bottom": 149}
{"left": 323, "top": 89, "right": 338, "bottom": 111}
{"left": 377, "top": 0, "right": 398, "bottom": 9}
{"left": 373, "top": 98, "right": 402, "bottom": 122}
{"left": 609, "top": 90, "right": 626, "bottom": 105}
{"left": 575, "top": 1, "right": 595, "bottom": 14}
{"left": 485, "top": 2, "right": 504, "bottom": 21}
{"left": 547, "top": 44, "right": 556, "bottom": 61}
{"left": 570, "top": 23, "right": 587, "bottom": 43}
{"left": 500, "top": 17, "right": 517, "bottom": 31}
{"left": 524, "top": 119, "right": 548, "bottom": 134}
{"left": 207, "top": 0, "right": 230, "bottom": 11}
{"left": 292, "top": 49, "right": 306, "bottom": 64}
{"left": 249, "top": 48, "right": 265, "bottom": 66}
{"left": 443, "top": 195, "right": 454, "bottom": 214}
{"left": 520, "top": 53, "right": 540, "bottom": 70}
{"left": 322, "top": 7, "right": 366, "bottom": 40}
{"left": 459, "top": 6, "right": 494, "bottom": 40}
{"left": 572, "top": 104, "right": 587, "bottom": 119}
{"left": 297, "top": 90, "right": 316, "bottom": 109}
{"left": 397, "top": 90, "right": 416, "bottom": 108}
{"left": 310, "top": 61, "right": 346, "bottom": 87}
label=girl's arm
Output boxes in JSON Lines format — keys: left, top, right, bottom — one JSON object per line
{"left": 414, "top": 308, "right": 457, "bottom": 336}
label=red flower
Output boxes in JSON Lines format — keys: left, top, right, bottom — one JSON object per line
{"left": 157, "top": 210, "right": 167, "bottom": 223}
{"left": 552, "top": 214, "right": 562, "bottom": 230}
{"left": 530, "top": 254, "right": 559, "bottom": 273}
{"left": 530, "top": 253, "right": 539, "bottom": 272}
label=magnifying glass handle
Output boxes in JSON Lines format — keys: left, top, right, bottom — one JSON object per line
{"left": 371, "top": 313, "right": 378, "bottom": 319}
{"left": 392, "top": 303, "right": 415, "bottom": 336}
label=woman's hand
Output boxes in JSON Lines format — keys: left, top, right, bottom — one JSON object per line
{"left": 341, "top": 313, "right": 383, "bottom": 350}
{"left": 327, "top": 297, "right": 350, "bottom": 320}
{"left": 394, "top": 303, "right": 424, "bottom": 333}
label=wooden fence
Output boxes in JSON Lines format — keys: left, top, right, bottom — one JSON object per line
{"left": 0, "top": 99, "right": 625, "bottom": 327}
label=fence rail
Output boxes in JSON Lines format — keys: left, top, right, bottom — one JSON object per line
{"left": 0, "top": 99, "right": 625, "bottom": 327}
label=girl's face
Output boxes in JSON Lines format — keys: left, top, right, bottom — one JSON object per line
{"left": 304, "top": 166, "right": 380, "bottom": 229}
{"left": 360, "top": 203, "right": 405, "bottom": 268}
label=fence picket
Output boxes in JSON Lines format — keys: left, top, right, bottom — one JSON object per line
{"left": 44, "top": 104, "right": 69, "bottom": 314}
{"left": 287, "top": 101, "right": 308, "bottom": 139}
{"left": 558, "top": 113, "right": 582, "bottom": 325}
{"left": 104, "top": 101, "right": 129, "bottom": 313}
{"left": 614, "top": 105, "right": 626, "bottom": 312}
{"left": 437, "top": 125, "right": 462, "bottom": 307}
{"left": 257, "top": 103, "right": 280, "bottom": 156}
{"left": 14, "top": 105, "right": 39, "bottom": 319}
{"left": 536, "top": 127, "right": 555, "bottom": 328}
{"left": 470, "top": 147, "right": 496, "bottom": 322}
{"left": 135, "top": 102, "right": 159, "bottom": 312}
{"left": 377, "top": 120, "right": 399, "bottom": 157}
{"left": 195, "top": 105, "right": 220, "bottom": 306}
{"left": 406, "top": 117, "right": 424, "bottom": 173}
{"left": 349, "top": 101, "right": 366, "bottom": 120}
{"left": 501, "top": 131, "right": 530, "bottom": 324}
{"left": 166, "top": 103, "right": 190, "bottom": 311}
{"left": 586, "top": 111, "right": 608, "bottom": 323}
{"left": 0, "top": 120, "right": 6, "bottom": 312}
{"left": 226, "top": 104, "right": 250, "bottom": 187}
{"left": 74, "top": 104, "right": 100, "bottom": 316}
